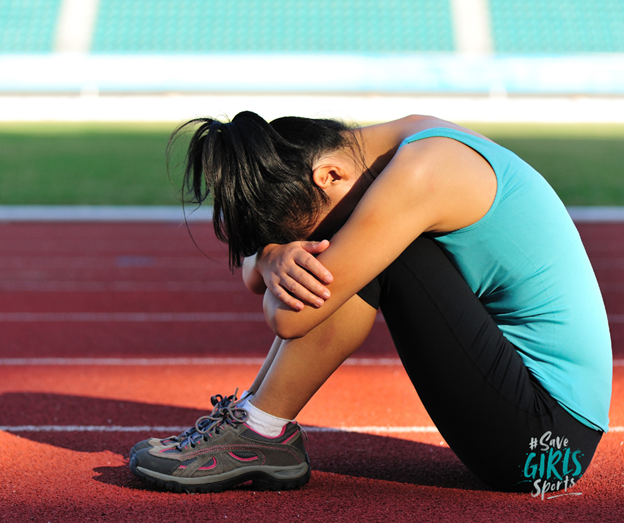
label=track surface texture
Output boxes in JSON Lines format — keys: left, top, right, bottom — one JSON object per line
{"left": 1, "top": 222, "right": 623, "bottom": 522}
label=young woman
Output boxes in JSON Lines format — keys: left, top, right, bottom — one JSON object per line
{"left": 130, "top": 112, "right": 611, "bottom": 496}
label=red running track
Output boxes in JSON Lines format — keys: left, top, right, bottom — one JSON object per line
{"left": 0, "top": 222, "right": 623, "bottom": 522}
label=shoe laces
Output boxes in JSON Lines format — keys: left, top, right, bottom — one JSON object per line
{"left": 172, "top": 393, "right": 233, "bottom": 441}
{"left": 176, "top": 389, "right": 249, "bottom": 450}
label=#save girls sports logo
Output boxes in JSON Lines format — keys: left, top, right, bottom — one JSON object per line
{"left": 523, "top": 431, "right": 583, "bottom": 500}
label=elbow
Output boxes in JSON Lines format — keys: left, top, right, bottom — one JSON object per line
{"left": 263, "top": 292, "right": 311, "bottom": 340}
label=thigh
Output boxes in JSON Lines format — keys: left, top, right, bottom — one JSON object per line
{"left": 360, "top": 236, "right": 602, "bottom": 492}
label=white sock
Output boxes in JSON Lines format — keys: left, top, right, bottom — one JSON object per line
{"left": 237, "top": 390, "right": 253, "bottom": 409}
{"left": 244, "top": 400, "right": 294, "bottom": 437}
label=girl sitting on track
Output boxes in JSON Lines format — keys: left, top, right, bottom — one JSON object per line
{"left": 130, "top": 112, "right": 612, "bottom": 495}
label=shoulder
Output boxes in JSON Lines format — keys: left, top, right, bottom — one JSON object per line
{"left": 359, "top": 115, "right": 492, "bottom": 147}
{"left": 398, "top": 133, "right": 489, "bottom": 169}
{"left": 388, "top": 134, "right": 476, "bottom": 185}
{"left": 382, "top": 135, "right": 498, "bottom": 233}
{"left": 357, "top": 116, "right": 495, "bottom": 179}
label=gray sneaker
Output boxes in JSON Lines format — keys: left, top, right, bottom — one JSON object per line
{"left": 129, "top": 396, "right": 310, "bottom": 493}
{"left": 129, "top": 393, "right": 238, "bottom": 459}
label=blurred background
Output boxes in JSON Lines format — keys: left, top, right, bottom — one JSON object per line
{"left": 0, "top": 0, "right": 623, "bottom": 207}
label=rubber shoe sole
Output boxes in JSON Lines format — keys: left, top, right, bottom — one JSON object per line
{"left": 130, "top": 451, "right": 311, "bottom": 493}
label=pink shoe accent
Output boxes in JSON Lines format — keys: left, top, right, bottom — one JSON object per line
{"left": 282, "top": 430, "right": 300, "bottom": 445}
{"left": 228, "top": 452, "right": 259, "bottom": 462}
{"left": 198, "top": 458, "right": 217, "bottom": 470}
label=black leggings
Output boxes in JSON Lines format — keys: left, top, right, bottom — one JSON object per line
{"left": 357, "top": 236, "right": 602, "bottom": 493}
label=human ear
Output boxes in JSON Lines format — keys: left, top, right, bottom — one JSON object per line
{"left": 312, "top": 165, "right": 333, "bottom": 189}
{"left": 312, "top": 163, "right": 346, "bottom": 189}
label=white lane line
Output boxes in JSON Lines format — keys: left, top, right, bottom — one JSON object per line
{"left": 0, "top": 357, "right": 402, "bottom": 366}
{"left": 1, "top": 205, "right": 624, "bottom": 223}
{"left": 1, "top": 425, "right": 622, "bottom": 434}
{"left": 0, "top": 425, "right": 438, "bottom": 434}
{"left": 0, "top": 281, "right": 246, "bottom": 292}
{"left": 1, "top": 357, "right": 621, "bottom": 367}
{"left": 0, "top": 257, "right": 222, "bottom": 269}
{"left": 7, "top": 256, "right": 624, "bottom": 271}
{"left": 0, "top": 311, "right": 621, "bottom": 325}
{"left": 0, "top": 356, "right": 624, "bottom": 367}
{"left": 0, "top": 312, "right": 387, "bottom": 323}
{"left": 568, "top": 207, "right": 624, "bottom": 223}
{"left": 0, "top": 312, "right": 265, "bottom": 322}
{"left": 2, "top": 280, "right": 624, "bottom": 294}
{"left": 0, "top": 205, "right": 213, "bottom": 223}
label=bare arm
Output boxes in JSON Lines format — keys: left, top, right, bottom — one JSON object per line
{"left": 250, "top": 116, "right": 493, "bottom": 304}
{"left": 243, "top": 241, "right": 334, "bottom": 306}
{"left": 264, "top": 136, "right": 497, "bottom": 338}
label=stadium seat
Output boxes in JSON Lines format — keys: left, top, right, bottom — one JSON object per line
{"left": 490, "top": 0, "right": 624, "bottom": 53}
{"left": 91, "top": 0, "right": 455, "bottom": 53}
{"left": 0, "top": 0, "right": 62, "bottom": 53}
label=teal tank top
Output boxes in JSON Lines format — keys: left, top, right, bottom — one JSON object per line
{"left": 401, "top": 128, "right": 612, "bottom": 432}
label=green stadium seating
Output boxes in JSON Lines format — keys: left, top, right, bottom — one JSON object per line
{"left": 0, "top": 0, "right": 61, "bottom": 53}
{"left": 91, "top": 0, "right": 455, "bottom": 53}
{"left": 490, "top": 0, "right": 624, "bottom": 53}
{"left": 2, "top": 0, "right": 623, "bottom": 55}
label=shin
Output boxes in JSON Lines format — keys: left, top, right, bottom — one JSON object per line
{"left": 251, "top": 294, "right": 377, "bottom": 419}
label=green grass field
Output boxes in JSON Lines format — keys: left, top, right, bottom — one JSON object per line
{"left": 1, "top": 122, "right": 623, "bottom": 206}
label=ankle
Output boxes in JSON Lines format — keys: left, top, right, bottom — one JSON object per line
{"left": 244, "top": 400, "right": 294, "bottom": 437}
{"left": 237, "top": 390, "right": 254, "bottom": 409}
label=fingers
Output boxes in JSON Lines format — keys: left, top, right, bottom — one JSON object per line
{"left": 301, "top": 239, "right": 330, "bottom": 254}
{"left": 298, "top": 241, "right": 334, "bottom": 284}
{"left": 266, "top": 280, "right": 304, "bottom": 311}
{"left": 286, "top": 266, "right": 330, "bottom": 301}
{"left": 267, "top": 269, "right": 330, "bottom": 310}
{"left": 258, "top": 241, "right": 334, "bottom": 311}
{"left": 269, "top": 277, "right": 326, "bottom": 309}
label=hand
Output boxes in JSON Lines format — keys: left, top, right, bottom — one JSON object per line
{"left": 256, "top": 240, "right": 334, "bottom": 311}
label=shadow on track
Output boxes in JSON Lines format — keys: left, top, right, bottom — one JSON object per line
{"left": 89, "top": 430, "right": 487, "bottom": 492}
{"left": 306, "top": 430, "right": 487, "bottom": 491}
{"left": 2, "top": 392, "right": 486, "bottom": 491}
{"left": 0, "top": 391, "right": 206, "bottom": 454}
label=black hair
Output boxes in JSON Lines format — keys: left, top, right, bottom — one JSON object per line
{"left": 169, "top": 111, "right": 354, "bottom": 270}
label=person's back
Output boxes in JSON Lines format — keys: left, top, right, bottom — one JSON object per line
{"left": 402, "top": 127, "right": 612, "bottom": 433}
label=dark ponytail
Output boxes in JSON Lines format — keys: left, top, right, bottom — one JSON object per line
{"left": 169, "top": 111, "right": 353, "bottom": 269}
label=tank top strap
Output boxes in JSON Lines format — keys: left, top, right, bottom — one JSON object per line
{"left": 400, "top": 127, "right": 509, "bottom": 175}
